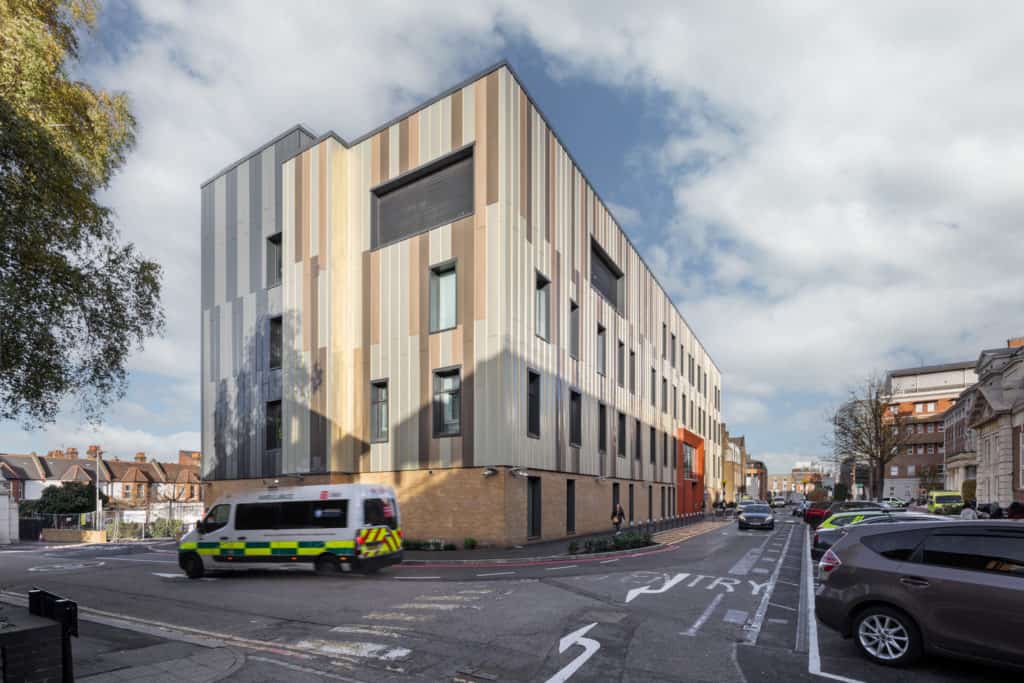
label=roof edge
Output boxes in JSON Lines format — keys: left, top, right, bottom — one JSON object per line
{"left": 199, "top": 123, "right": 318, "bottom": 189}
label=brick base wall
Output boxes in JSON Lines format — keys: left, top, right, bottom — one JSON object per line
{"left": 40, "top": 529, "right": 106, "bottom": 543}
{"left": 204, "top": 467, "right": 682, "bottom": 547}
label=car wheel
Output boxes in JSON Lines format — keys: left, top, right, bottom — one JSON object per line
{"left": 315, "top": 554, "right": 341, "bottom": 576}
{"left": 853, "top": 606, "right": 922, "bottom": 667}
{"left": 180, "top": 552, "right": 204, "bottom": 580}
{"left": 738, "top": 524, "right": 746, "bottom": 530}
{"left": 767, "top": 523, "right": 775, "bottom": 530}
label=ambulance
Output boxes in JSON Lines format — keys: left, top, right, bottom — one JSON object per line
{"left": 177, "top": 484, "right": 402, "bottom": 579}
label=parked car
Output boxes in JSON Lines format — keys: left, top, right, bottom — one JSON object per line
{"left": 818, "top": 509, "right": 892, "bottom": 531}
{"left": 803, "top": 501, "right": 833, "bottom": 527}
{"left": 816, "top": 521, "right": 1024, "bottom": 668}
{"left": 737, "top": 504, "right": 774, "bottom": 530}
{"left": 881, "top": 497, "right": 907, "bottom": 509}
{"left": 926, "top": 491, "right": 965, "bottom": 515}
{"left": 771, "top": 497, "right": 787, "bottom": 508}
{"left": 827, "top": 500, "right": 887, "bottom": 517}
{"left": 811, "top": 512, "right": 947, "bottom": 560}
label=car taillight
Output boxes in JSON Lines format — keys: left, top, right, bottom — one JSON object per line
{"left": 819, "top": 548, "right": 842, "bottom": 574}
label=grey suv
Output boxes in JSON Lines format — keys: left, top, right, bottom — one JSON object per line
{"left": 816, "top": 521, "right": 1024, "bottom": 668}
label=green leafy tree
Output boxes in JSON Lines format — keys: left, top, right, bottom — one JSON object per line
{"left": 21, "top": 481, "right": 108, "bottom": 514}
{"left": 0, "top": 0, "right": 163, "bottom": 427}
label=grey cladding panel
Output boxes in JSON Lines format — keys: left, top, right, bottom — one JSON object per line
{"left": 372, "top": 147, "right": 473, "bottom": 249}
{"left": 225, "top": 169, "right": 237, "bottom": 302}
{"left": 201, "top": 185, "right": 214, "bottom": 311}
{"left": 249, "top": 156, "right": 262, "bottom": 293}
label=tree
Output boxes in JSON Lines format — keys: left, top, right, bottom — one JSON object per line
{"left": 833, "top": 482, "right": 849, "bottom": 502}
{"left": 827, "top": 376, "right": 912, "bottom": 500}
{"left": 0, "top": 0, "right": 163, "bottom": 427}
{"left": 20, "top": 481, "right": 108, "bottom": 514}
{"left": 917, "top": 465, "right": 944, "bottom": 495}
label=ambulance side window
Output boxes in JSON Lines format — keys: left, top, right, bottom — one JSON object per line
{"left": 364, "top": 498, "right": 397, "bottom": 529}
{"left": 203, "top": 504, "right": 231, "bottom": 533}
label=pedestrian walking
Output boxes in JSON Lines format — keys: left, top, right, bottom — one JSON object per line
{"left": 611, "top": 503, "right": 625, "bottom": 535}
{"left": 960, "top": 501, "right": 978, "bottom": 520}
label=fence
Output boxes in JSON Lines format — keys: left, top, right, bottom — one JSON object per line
{"left": 617, "top": 510, "right": 712, "bottom": 538}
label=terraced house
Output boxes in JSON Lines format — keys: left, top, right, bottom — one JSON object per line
{"left": 200, "top": 61, "right": 723, "bottom": 546}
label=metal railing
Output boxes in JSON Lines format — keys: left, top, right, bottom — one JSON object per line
{"left": 618, "top": 510, "right": 713, "bottom": 538}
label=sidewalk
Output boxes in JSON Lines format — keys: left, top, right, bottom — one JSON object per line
{"left": 403, "top": 513, "right": 716, "bottom": 563}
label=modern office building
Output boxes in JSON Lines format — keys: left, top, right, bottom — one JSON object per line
{"left": 199, "top": 62, "right": 722, "bottom": 546}
{"left": 885, "top": 362, "right": 976, "bottom": 501}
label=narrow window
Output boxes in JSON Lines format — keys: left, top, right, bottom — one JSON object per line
{"left": 649, "top": 426, "right": 656, "bottom": 465}
{"left": 269, "top": 316, "right": 282, "bottom": 370}
{"left": 590, "top": 239, "right": 624, "bottom": 310}
{"left": 596, "top": 325, "right": 607, "bottom": 376}
{"left": 671, "top": 334, "right": 676, "bottom": 368}
{"left": 370, "top": 380, "right": 389, "bottom": 442}
{"left": 629, "top": 350, "right": 636, "bottom": 394}
{"left": 266, "top": 400, "right": 282, "bottom": 450}
{"left": 569, "top": 389, "right": 582, "bottom": 447}
{"left": 635, "top": 418, "right": 642, "bottom": 461}
{"left": 617, "top": 412, "right": 627, "bottom": 457}
{"left": 527, "top": 370, "right": 541, "bottom": 438}
{"left": 433, "top": 368, "right": 461, "bottom": 436}
{"left": 650, "top": 368, "right": 656, "bottom": 407}
{"left": 598, "top": 403, "right": 608, "bottom": 453}
{"left": 566, "top": 480, "right": 575, "bottom": 534}
{"left": 662, "top": 323, "right": 667, "bottom": 359}
{"left": 617, "top": 341, "right": 625, "bottom": 388}
{"left": 266, "top": 233, "right": 282, "bottom": 288}
{"left": 671, "top": 436, "right": 677, "bottom": 469}
{"left": 430, "top": 263, "right": 457, "bottom": 332}
{"left": 663, "top": 432, "right": 668, "bottom": 467}
{"left": 662, "top": 378, "right": 667, "bottom": 413}
{"left": 535, "top": 272, "right": 550, "bottom": 341}
{"left": 673, "top": 387, "right": 677, "bottom": 419}
{"left": 569, "top": 300, "right": 579, "bottom": 359}
{"left": 612, "top": 482, "right": 620, "bottom": 509}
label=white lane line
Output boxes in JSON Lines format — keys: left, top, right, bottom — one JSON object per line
{"left": 751, "top": 568, "right": 770, "bottom": 574}
{"left": 723, "top": 609, "right": 748, "bottom": 625}
{"left": 600, "top": 558, "right": 620, "bottom": 564}
{"left": 682, "top": 593, "right": 724, "bottom": 637}
{"left": 394, "top": 576, "right": 440, "bottom": 580}
{"left": 294, "top": 639, "right": 410, "bottom": 661}
{"left": 545, "top": 564, "right": 577, "bottom": 571}
{"left": 743, "top": 526, "right": 794, "bottom": 645}
{"left": 769, "top": 602, "right": 797, "bottom": 612}
{"left": 248, "top": 656, "right": 360, "bottom": 681}
{"left": 728, "top": 533, "right": 774, "bottom": 575}
{"left": 804, "top": 526, "right": 865, "bottom": 683}
{"left": 106, "top": 556, "right": 176, "bottom": 564}
{"left": 476, "top": 571, "right": 515, "bottom": 577}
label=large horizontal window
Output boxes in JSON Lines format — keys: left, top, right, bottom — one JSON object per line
{"left": 591, "top": 239, "right": 624, "bottom": 310}
{"left": 371, "top": 146, "right": 474, "bottom": 249}
{"left": 236, "top": 500, "right": 349, "bottom": 530}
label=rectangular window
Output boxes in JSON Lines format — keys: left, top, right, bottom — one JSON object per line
{"left": 662, "top": 378, "right": 668, "bottom": 413}
{"left": 371, "top": 146, "right": 473, "bottom": 249}
{"left": 689, "top": 354, "right": 694, "bottom": 385}
{"left": 629, "top": 350, "right": 636, "bottom": 394}
{"left": 671, "top": 436, "right": 677, "bottom": 469}
{"left": 598, "top": 403, "right": 608, "bottom": 453}
{"left": 650, "top": 426, "right": 656, "bottom": 465}
{"left": 920, "top": 533, "right": 1024, "bottom": 576}
{"left": 370, "top": 380, "right": 389, "bottom": 443}
{"left": 569, "top": 389, "right": 582, "bottom": 447}
{"left": 908, "top": 465, "right": 916, "bottom": 477}
{"left": 673, "top": 387, "right": 677, "bottom": 419}
{"left": 927, "top": 423, "right": 935, "bottom": 433}
{"left": 596, "top": 325, "right": 606, "bottom": 376}
{"left": 266, "top": 233, "right": 282, "bottom": 288}
{"left": 915, "top": 403, "right": 923, "bottom": 413}
{"left": 236, "top": 502, "right": 279, "bottom": 530}
{"left": 618, "top": 412, "right": 627, "bottom": 457}
{"left": 635, "top": 418, "right": 642, "bottom": 462}
{"left": 927, "top": 402, "right": 935, "bottom": 412}
{"left": 890, "top": 465, "right": 899, "bottom": 476}
{"left": 612, "top": 482, "right": 620, "bottom": 510}
{"left": 268, "top": 316, "right": 282, "bottom": 370}
{"left": 671, "top": 334, "right": 677, "bottom": 368}
{"left": 650, "top": 368, "right": 656, "bottom": 407}
{"left": 591, "top": 239, "right": 623, "bottom": 310}
{"left": 566, "top": 480, "right": 575, "bottom": 534}
{"left": 628, "top": 483, "right": 634, "bottom": 522}
{"left": 569, "top": 301, "right": 579, "bottom": 359}
{"left": 535, "top": 272, "right": 550, "bottom": 341}
{"left": 926, "top": 444, "right": 935, "bottom": 455}
{"left": 662, "top": 323, "right": 667, "bottom": 359}
{"left": 916, "top": 445, "right": 924, "bottom": 455}
{"left": 662, "top": 432, "right": 668, "bottom": 467}
{"left": 429, "top": 263, "right": 457, "bottom": 332}
{"left": 617, "top": 341, "right": 625, "bottom": 388}
{"left": 938, "top": 422, "right": 944, "bottom": 432}
{"left": 527, "top": 370, "right": 541, "bottom": 438}
{"left": 433, "top": 368, "right": 461, "bottom": 436}
{"left": 266, "top": 400, "right": 282, "bottom": 450}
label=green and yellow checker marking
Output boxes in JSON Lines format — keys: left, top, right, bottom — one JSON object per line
{"left": 179, "top": 538, "right": 360, "bottom": 558}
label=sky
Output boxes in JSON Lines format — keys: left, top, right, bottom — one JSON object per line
{"left": 3, "top": 1, "right": 1023, "bottom": 471}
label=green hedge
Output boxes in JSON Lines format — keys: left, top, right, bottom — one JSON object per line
{"left": 573, "top": 531, "right": 653, "bottom": 555}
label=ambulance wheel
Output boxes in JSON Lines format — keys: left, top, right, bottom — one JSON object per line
{"left": 362, "top": 565, "right": 380, "bottom": 575}
{"left": 181, "top": 553, "right": 204, "bottom": 579}
{"left": 315, "top": 554, "right": 340, "bottom": 576}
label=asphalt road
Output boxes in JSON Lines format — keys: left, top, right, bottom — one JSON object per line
{"left": 0, "top": 516, "right": 1018, "bottom": 682}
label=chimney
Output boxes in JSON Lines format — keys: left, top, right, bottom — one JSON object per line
{"left": 66, "top": 447, "right": 78, "bottom": 459}
{"left": 134, "top": 452, "right": 146, "bottom": 463}
{"left": 178, "top": 450, "right": 200, "bottom": 466}
{"left": 1008, "top": 336, "right": 1024, "bottom": 349}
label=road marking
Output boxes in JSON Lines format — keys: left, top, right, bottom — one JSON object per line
{"left": 683, "top": 593, "right": 724, "bottom": 637}
{"left": 804, "top": 526, "right": 865, "bottom": 683}
{"left": 545, "top": 564, "right": 577, "bottom": 571}
{"left": 728, "top": 533, "right": 774, "bottom": 575}
{"left": 395, "top": 603, "right": 463, "bottom": 610}
{"left": 394, "top": 576, "right": 440, "bottom": 580}
{"left": 330, "top": 625, "right": 408, "bottom": 638}
{"left": 706, "top": 577, "right": 741, "bottom": 592}
{"left": 546, "top": 623, "right": 600, "bottom": 683}
{"left": 363, "top": 612, "right": 430, "bottom": 622}
{"left": 723, "top": 609, "right": 748, "bottom": 625}
{"left": 417, "top": 595, "right": 478, "bottom": 601}
{"left": 294, "top": 639, "right": 410, "bottom": 661}
{"left": 768, "top": 618, "right": 789, "bottom": 624}
{"left": 28, "top": 561, "right": 104, "bottom": 572}
{"left": 751, "top": 568, "right": 770, "bottom": 574}
{"left": 476, "top": 571, "right": 515, "bottom": 577}
{"left": 744, "top": 526, "right": 795, "bottom": 645}
{"left": 458, "top": 589, "right": 492, "bottom": 594}
{"left": 747, "top": 580, "right": 768, "bottom": 596}
{"left": 248, "top": 656, "right": 360, "bottom": 681}
{"left": 599, "top": 558, "right": 620, "bottom": 564}
{"left": 769, "top": 602, "right": 797, "bottom": 612}
{"left": 108, "top": 556, "right": 176, "bottom": 564}
{"left": 625, "top": 573, "right": 690, "bottom": 603}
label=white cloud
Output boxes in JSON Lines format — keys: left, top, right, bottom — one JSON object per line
{"left": 606, "top": 201, "right": 642, "bottom": 228}
{"left": 17, "top": 1, "right": 1018, "bottom": 476}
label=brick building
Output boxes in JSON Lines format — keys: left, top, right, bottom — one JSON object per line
{"left": 199, "top": 61, "right": 723, "bottom": 546}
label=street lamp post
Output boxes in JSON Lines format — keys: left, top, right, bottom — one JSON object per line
{"left": 94, "top": 448, "right": 104, "bottom": 532}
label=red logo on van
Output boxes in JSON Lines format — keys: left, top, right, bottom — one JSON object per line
{"left": 319, "top": 490, "right": 328, "bottom": 500}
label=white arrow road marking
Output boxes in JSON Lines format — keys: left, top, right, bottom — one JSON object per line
{"left": 624, "top": 573, "right": 690, "bottom": 604}
{"left": 546, "top": 622, "right": 600, "bottom": 683}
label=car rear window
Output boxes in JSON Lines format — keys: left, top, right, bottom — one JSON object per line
{"left": 364, "top": 498, "right": 398, "bottom": 529}
{"left": 862, "top": 528, "right": 930, "bottom": 561}
{"left": 746, "top": 505, "right": 771, "bottom": 513}
{"left": 920, "top": 533, "right": 1024, "bottom": 575}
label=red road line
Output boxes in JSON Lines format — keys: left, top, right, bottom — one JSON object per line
{"left": 393, "top": 543, "right": 680, "bottom": 570}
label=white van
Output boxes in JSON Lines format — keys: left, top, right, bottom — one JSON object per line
{"left": 177, "top": 484, "right": 402, "bottom": 579}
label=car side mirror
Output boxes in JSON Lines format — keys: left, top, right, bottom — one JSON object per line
{"left": 195, "top": 521, "right": 205, "bottom": 534}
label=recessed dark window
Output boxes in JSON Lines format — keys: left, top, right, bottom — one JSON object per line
{"left": 599, "top": 403, "right": 608, "bottom": 453}
{"left": 269, "top": 316, "right": 282, "bottom": 370}
{"left": 433, "top": 368, "right": 461, "bottom": 436}
{"left": 370, "top": 380, "right": 389, "bottom": 443}
{"left": 430, "top": 262, "right": 457, "bottom": 332}
{"left": 371, "top": 146, "right": 473, "bottom": 249}
{"left": 569, "top": 300, "right": 579, "bottom": 359}
{"left": 649, "top": 426, "right": 656, "bottom": 465}
{"left": 528, "top": 370, "right": 541, "bottom": 438}
{"left": 596, "top": 325, "right": 607, "bottom": 376}
{"left": 617, "top": 341, "right": 625, "bottom": 388}
{"left": 635, "top": 418, "right": 642, "bottom": 461}
{"left": 629, "top": 350, "right": 636, "bottom": 394}
{"left": 591, "top": 239, "right": 623, "bottom": 310}
{"left": 266, "top": 400, "right": 282, "bottom": 450}
{"left": 569, "top": 390, "right": 582, "bottom": 447}
{"left": 535, "top": 273, "right": 550, "bottom": 341}
{"left": 617, "top": 412, "right": 627, "bottom": 457}
{"left": 266, "top": 233, "right": 282, "bottom": 288}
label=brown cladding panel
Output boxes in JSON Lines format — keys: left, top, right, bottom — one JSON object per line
{"left": 486, "top": 71, "right": 499, "bottom": 204}
{"left": 418, "top": 236, "right": 431, "bottom": 470}
{"left": 399, "top": 119, "right": 410, "bottom": 174}
{"left": 451, "top": 90, "right": 463, "bottom": 150}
